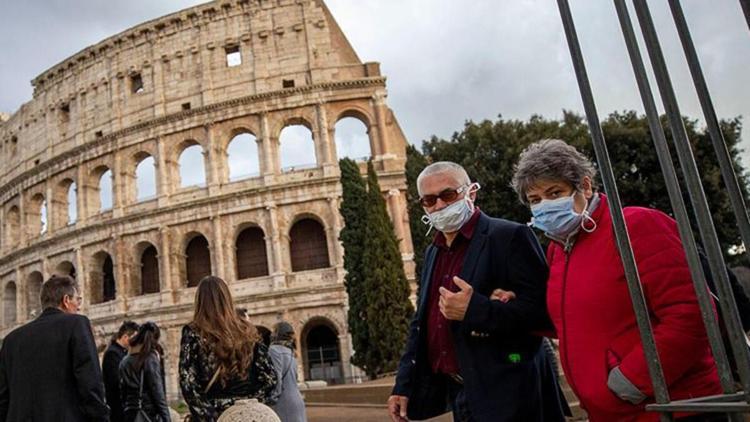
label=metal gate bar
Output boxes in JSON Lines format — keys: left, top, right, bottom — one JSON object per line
{"left": 556, "top": 1, "right": 672, "bottom": 420}
{"left": 741, "top": 0, "right": 750, "bottom": 32}
{"left": 631, "top": 0, "right": 750, "bottom": 400}
{"left": 668, "top": 0, "right": 750, "bottom": 267}
{"left": 612, "top": 0, "right": 735, "bottom": 397}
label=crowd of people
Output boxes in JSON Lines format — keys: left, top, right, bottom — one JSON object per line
{"left": 0, "top": 275, "right": 307, "bottom": 422}
{"left": 0, "top": 138, "right": 739, "bottom": 422}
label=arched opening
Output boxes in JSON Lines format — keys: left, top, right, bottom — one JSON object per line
{"left": 28, "top": 194, "right": 47, "bottom": 236}
{"left": 279, "top": 124, "right": 316, "bottom": 172}
{"left": 96, "top": 167, "right": 114, "bottom": 212}
{"left": 4, "top": 206, "right": 20, "bottom": 248}
{"left": 90, "top": 251, "right": 116, "bottom": 304}
{"left": 140, "top": 244, "right": 160, "bottom": 295}
{"left": 227, "top": 133, "right": 260, "bottom": 181}
{"left": 335, "top": 117, "right": 371, "bottom": 160}
{"left": 290, "top": 218, "right": 329, "bottom": 272}
{"left": 186, "top": 235, "right": 211, "bottom": 287}
{"left": 3, "top": 282, "right": 17, "bottom": 326}
{"left": 235, "top": 226, "right": 269, "bottom": 279}
{"left": 27, "top": 272, "right": 43, "bottom": 318}
{"left": 56, "top": 261, "right": 77, "bottom": 279}
{"left": 135, "top": 155, "right": 157, "bottom": 202}
{"left": 302, "top": 319, "right": 342, "bottom": 384}
{"left": 178, "top": 144, "right": 207, "bottom": 188}
{"left": 67, "top": 182, "right": 78, "bottom": 224}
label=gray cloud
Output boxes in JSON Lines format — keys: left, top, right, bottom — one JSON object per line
{"left": 2, "top": 0, "right": 748, "bottom": 163}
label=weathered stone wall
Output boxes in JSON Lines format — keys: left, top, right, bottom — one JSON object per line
{"left": 0, "top": 0, "right": 414, "bottom": 400}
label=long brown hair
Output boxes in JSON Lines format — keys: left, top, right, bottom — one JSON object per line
{"left": 190, "top": 276, "right": 259, "bottom": 385}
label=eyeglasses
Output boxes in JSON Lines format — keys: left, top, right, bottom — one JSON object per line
{"left": 419, "top": 185, "right": 469, "bottom": 207}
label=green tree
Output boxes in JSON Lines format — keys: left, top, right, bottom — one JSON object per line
{"left": 358, "top": 161, "right": 415, "bottom": 378}
{"left": 413, "top": 111, "right": 748, "bottom": 264}
{"left": 405, "top": 144, "right": 430, "bottom": 282}
{"left": 338, "top": 158, "right": 370, "bottom": 370}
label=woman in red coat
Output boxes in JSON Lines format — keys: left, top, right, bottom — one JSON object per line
{"left": 509, "top": 139, "right": 722, "bottom": 422}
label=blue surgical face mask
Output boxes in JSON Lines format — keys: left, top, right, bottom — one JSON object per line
{"left": 529, "top": 193, "right": 595, "bottom": 239}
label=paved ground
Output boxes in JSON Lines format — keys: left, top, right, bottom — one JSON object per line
{"left": 307, "top": 405, "right": 452, "bottom": 422}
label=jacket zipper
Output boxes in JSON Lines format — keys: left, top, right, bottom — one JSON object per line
{"left": 560, "top": 245, "right": 582, "bottom": 402}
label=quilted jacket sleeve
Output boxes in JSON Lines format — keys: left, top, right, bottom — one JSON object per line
{"left": 617, "top": 207, "right": 714, "bottom": 396}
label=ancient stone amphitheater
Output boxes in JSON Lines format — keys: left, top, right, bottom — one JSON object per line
{"left": 0, "top": 0, "right": 414, "bottom": 399}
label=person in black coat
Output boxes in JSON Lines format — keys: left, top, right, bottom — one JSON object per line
{"left": 0, "top": 275, "right": 109, "bottom": 422}
{"left": 103, "top": 320, "right": 139, "bottom": 422}
{"left": 119, "top": 321, "right": 171, "bottom": 422}
{"left": 388, "top": 162, "right": 567, "bottom": 422}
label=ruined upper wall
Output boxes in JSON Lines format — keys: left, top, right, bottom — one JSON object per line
{"left": 0, "top": 0, "right": 380, "bottom": 185}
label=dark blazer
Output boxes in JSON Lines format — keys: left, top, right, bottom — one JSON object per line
{"left": 0, "top": 308, "right": 109, "bottom": 422}
{"left": 393, "top": 212, "right": 566, "bottom": 422}
{"left": 119, "top": 352, "right": 171, "bottom": 422}
{"left": 103, "top": 342, "right": 128, "bottom": 422}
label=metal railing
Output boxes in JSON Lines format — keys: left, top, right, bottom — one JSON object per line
{"left": 557, "top": 0, "right": 750, "bottom": 420}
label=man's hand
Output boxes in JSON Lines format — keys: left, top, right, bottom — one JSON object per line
{"left": 490, "top": 288, "right": 516, "bottom": 303}
{"left": 387, "top": 395, "right": 409, "bottom": 422}
{"left": 439, "top": 276, "right": 473, "bottom": 321}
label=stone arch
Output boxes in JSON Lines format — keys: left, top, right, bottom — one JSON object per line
{"left": 301, "top": 316, "right": 343, "bottom": 384}
{"left": 26, "top": 271, "right": 43, "bottom": 318}
{"left": 235, "top": 224, "right": 269, "bottom": 280}
{"left": 184, "top": 232, "right": 212, "bottom": 288}
{"left": 90, "top": 251, "right": 116, "bottom": 304}
{"left": 133, "top": 152, "right": 157, "bottom": 202}
{"left": 28, "top": 193, "right": 47, "bottom": 237}
{"left": 289, "top": 217, "right": 329, "bottom": 272}
{"left": 176, "top": 140, "right": 207, "bottom": 188}
{"left": 55, "top": 261, "right": 77, "bottom": 279}
{"left": 135, "top": 241, "right": 160, "bottom": 295}
{"left": 4, "top": 206, "right": 20, "bottom": 249}
{"left": 334, "top": 115, "right": 372, "bottom": 161}
{"left": 53, "top": 178, "right": 77, "bottom": 227}
{"left": 279, "top": 118, "right": 317, "bottom": 172}
{"left": 3, "top": 281, "right": 17, "bottom": 326}
{"left": 92, "top": 165, "right": 114, "bottom": 212}
{"left": 226, "top": 130, "right": 261, "bottom": 181}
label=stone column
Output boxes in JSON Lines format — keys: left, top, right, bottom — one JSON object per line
{"left": 45, "top": 184, "right": 54, "bottom": 234}
{"left": 0, "top": 207, "right": 4, "bottom": 255}
{"left": 327, "top": 197, "right": 344, "bottom": 267}
{"left": 265, "top": 203, "right": 286, "bottom": 289}
{"left": 260, "top": 113, "right": 278, "bottom": 183}
{"left": 315, "top": 103, "right": 334, "bottom": 174}
{"left": 387, "top": 189, "right": 410, "bottom": 255}
{"left": 15, "top": 268, "right": 26, "bottom": 324}
{"left": 76, "top": 165, "right": 88, "bottom": 224}
{"left": 205, "top": 124, "right": 221, "bottom": 196}
{"left": 156, "top": 136, "right": 171, "bottom": 207}
{"left": 159, "top": 227, "right": 174, "bottom": 295}
{"left": 211, "top": 216, "right": 226, "bottom": 280}
{"left": 372, "top": 91, "right": 389, "bottom": 158}
{"left": 112, "top": 152, "right": 126, "bottom": 218}
{"left": 18, "top": 191, "right": 27, "bottom": 248}
{"left": 75, "top": 247, "right": 88, "bottom": 309}
{"left": 113, "top": 235, "right": 128, "bottom": 312}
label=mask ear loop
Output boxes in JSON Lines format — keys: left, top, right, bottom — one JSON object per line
{"left": 580, "top": 196, "right": 597, "bottom": 233}
{"left": 421, "top": 214, "right": 434, "bottom": 236}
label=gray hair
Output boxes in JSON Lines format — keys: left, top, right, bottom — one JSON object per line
{"left": 40, "top": 275, "right": 78, "bottom": 309}
{"left": 417, "top": 161, "right": 471, "bottom": 196}
{"left": 511, "top": 139, "right": 597, "bottom": 205}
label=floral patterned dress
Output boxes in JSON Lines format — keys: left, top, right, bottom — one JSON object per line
{"left": 178, "top": 325, "right": 277, "bottom": 421}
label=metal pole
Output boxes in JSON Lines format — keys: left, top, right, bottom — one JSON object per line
{"left": 632, "top": 0, "right": 750, "bottom": 400}
{"left": 613, "top": 0, "right": 736, "bottom": 395}
{"left": 741, "top": 0, "right": 750, "bottom": 32}
{"left": 669, "top": 0, "right": 750, "bottom": 265}
{"left": 556, "top": 1, "right": 672, "bottom": 419}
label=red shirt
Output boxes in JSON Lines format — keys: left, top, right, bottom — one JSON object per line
{"left": 426, "top": 208, "right": 480, "bottom": 375}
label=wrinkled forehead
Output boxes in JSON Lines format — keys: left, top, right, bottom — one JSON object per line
{"left": 418, "top": 171, "right": 466, "bottom": 195}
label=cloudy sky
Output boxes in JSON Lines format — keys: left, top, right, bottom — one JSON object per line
{"left": 1, "top": 1, "right": 749, "bottom": 163}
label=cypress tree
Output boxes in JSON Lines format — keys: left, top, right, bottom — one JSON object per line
{"left": 405, "top": 144, "right": 430, "bottom": 283}
{"left": 360, "top": 161, "right": 415, "bottom": 377}
{"left": 338, "top": 158, "right": 370, "bottom": 370}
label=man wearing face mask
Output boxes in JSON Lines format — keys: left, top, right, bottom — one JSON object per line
{"left": 510, "top": 139, "right": 722, "bottom": 422}
{"left": 388, "top": 161, "right": 567, "bottom": 422}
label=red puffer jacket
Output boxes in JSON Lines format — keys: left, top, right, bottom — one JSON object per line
{"left": 546, "top": 194, "right": 721, "bottom": 422}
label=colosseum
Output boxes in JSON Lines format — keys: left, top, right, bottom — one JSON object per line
{"left": 0, "top": 0, "right": 414, "bottom": 399}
